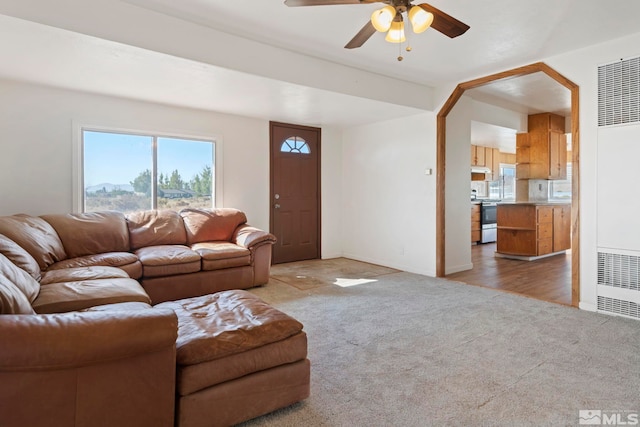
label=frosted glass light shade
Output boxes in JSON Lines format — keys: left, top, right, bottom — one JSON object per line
{"left": 385, "top": 21, "right": 406, "bottom": 43}
{"left": 371, "top": 6, "right": 396, "bottom": 32}
{"left": 408, "top": 6, "right": 434, "bottom": 33}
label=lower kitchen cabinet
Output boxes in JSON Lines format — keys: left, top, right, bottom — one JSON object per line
{"left": 553, "top": 204, "right": 571, "bottom": 252}
{"left": 496, "top": 203, "right": 570, "bottom": 258}
{"left": 471, "top": 203, "right": 481, "bottom": 243}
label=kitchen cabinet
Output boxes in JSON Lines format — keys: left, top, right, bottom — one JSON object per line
{"left": 553, "top": 204, "right": 571, "bottom": 252}
{"left": 501, "top": 152, "right": 516, "bottom": 164}
{"left": 484, "top": 147, "right": 493, "bottom": 170}
{"left": 489, "top": 148, "right": 500, "bottom": 181}
{"left": 471, "top": 203, "right": 481, "bottom": 243}
{"left": 471, "top": 146, "right": 500, "bottom": 180}
{"left": 496, "top": 203, "right": 570, "bottom": 258}
{"left": 516, "top": 113, "right": 567, "bottom": 180}
{"left": 470, "top": 144, "right": 486, "bottom": 166}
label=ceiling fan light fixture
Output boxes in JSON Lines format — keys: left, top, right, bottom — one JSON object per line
{"left": 408, "top": 6, "right": 434, "bottom": 34}
{"left": 371, "top": 5, "right": 396, "bottom": 32}
{"left": 385, "top": 20, "right": 406, "bottom": 44}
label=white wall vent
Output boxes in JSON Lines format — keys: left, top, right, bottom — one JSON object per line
{"left": 598, "top": 56, "right": 640, "bottom": 126}
{"left": 597, "top": 251, "right": 640, "bottom": 319}
{"left": 597, "top": 251, "right": 640, "bottom": 291}
{"left": 597, "top": 296, "right": 639, "bottom": 319}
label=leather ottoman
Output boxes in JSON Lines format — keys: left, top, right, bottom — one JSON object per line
{"left": 155, "top": 290, "right": 310, "bottom": 427}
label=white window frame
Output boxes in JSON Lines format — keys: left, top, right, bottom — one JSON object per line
{"left": 72, "top": 122, "right": 224, "bottom": 213}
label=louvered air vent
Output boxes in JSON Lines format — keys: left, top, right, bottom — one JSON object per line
{"left": 597, "top": 296, "right": 640, "bottom": 319}
{"left": 597, "top": 252, "right": 640, "bottom": 291}
{"left": 597, "top": 251, "right": 640, "bottom": 319}
{"left": 598, "top": 56, "right": 640, "bottom": 126}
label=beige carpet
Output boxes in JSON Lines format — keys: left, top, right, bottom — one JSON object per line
{"left": 241, "top": 258, "right": 640, "bottom": 426}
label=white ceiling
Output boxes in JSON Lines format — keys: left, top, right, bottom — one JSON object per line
{"left": 120, "top": 0, "right": 640, "bottom": 87}
{"left": 1, "top": 0, "right": 639, "bottom": 128}
{"left": 471, "top": 121, "right": 517, "bottom": 153}
{"left": 466, "top": 73, "right": 573, "bottom": 117}
{"left": 0, "top": 13, "right": 425, "bottom": 127}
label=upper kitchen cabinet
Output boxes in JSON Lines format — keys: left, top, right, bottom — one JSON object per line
{"left": 516, "top": 113, "right": 567, "bottom": 180}
{"left": 489, "top": 148, "right": 500, "bottom": 181}
{"left": 470, "top": 144, "right": 486, "bottom": 166}
{"left": 471, "top": 145, "right": 501, "bottom": 181}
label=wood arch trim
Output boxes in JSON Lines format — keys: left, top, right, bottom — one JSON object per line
{"left": 436, "top": 62, "right": 581, "bottom": 307}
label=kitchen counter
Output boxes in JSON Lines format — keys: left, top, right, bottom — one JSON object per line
{"left": 497, "top": 200, "right": 570, "bottom": 206}
{"left": 495, "top": 203, "right": 571, "bottom": 260}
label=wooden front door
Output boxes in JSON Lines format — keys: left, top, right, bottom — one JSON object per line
{"left": 270, "top": 122, "right": 321, "bottom": 264}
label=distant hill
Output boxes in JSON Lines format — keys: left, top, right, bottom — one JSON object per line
{"left": 85, "top": 183, "right": 134, "bottom": 193}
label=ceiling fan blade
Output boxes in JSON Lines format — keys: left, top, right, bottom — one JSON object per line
{"left": 285, "top": 0, "right": 379, "bottom": 6}
{"left": 418, "top": 3, "right": 470, "bottom": 38}
{"left": 344, "top": 21, "right": 377, "bottom": 49}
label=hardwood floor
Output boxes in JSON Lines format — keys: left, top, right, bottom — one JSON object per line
{"left": 446, "top": 243, "right": 572, "bottom": 306}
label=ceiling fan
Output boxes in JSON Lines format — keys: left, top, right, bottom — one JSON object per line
{"left": 284, "top": 0, "right": 470, "bottom": 59}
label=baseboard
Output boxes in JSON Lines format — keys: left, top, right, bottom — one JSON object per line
{"left": 321, "top": 253, "right": 343, "bottom": 260}
{"left": 579, "top": 301, "right": 597, "bottom": 312}
{"left": 341, "top": 253, "right": 435, "bottom": 277}
{"left": 445, "top": 263, "right": 473, "bottom": 275}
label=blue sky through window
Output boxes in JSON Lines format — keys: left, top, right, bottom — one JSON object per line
{"left": 158, "top": 137, "right": 213, "bottom": 185}
{"left": 83, "top": 131, "right": 213, "bottom": 189}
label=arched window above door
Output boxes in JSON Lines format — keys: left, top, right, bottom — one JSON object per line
{"left": 280, "top": 136, "right": 310, "bottom": 154}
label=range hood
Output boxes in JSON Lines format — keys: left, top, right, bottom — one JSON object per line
{"left": 471, "top": 166, "right": 491, "bottom": 174}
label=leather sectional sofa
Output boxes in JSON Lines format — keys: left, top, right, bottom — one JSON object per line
{"left": 0, "top": 208, "right": 276, "bottom": 307}
{"left": 0, "top": 208, "right": 310, "bottom": 427}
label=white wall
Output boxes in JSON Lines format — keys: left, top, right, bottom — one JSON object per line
{"left": 0, "top": 78, "right": 344, "bottom": 258}
{"left": 471, "top": 100, "right": 527, "bottom": 133}
{"left": 542, "top": 32, "right": 640, "bottom": 310}
{"left": 596, "top": 124, "right": 640, "bottom": 251}
{"left": 320, "top": 127, "right": 344, "bottom": 259}
{"left": 0, "top": 0, "right": 433, "bottom": 111}
{"left": 341, "top": 113, "right": 437, "bottom": 276}
{"left": 0, "top": 79, "right": 264, "bottom": 229}
{"left": 445, "top": 96, "right": 474, "bottom": 274}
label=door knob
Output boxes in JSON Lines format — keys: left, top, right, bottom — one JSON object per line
{"left": 275, "top": 194, "right": 280, "bottom": 200}
{"left": 274, "top": 204, "right": 281, "bottom": 209}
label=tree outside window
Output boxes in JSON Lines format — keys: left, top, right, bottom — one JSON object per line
{"left": 83, "top": 130, "right": 215, "bottom": 213}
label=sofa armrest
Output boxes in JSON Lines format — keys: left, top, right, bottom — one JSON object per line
{"left": 0, "top": 309, "right": 178, "bottom": 427}
{"left": 233, "top": 224, "right": 276, "bottom": 249}
{"left": 0, "top": 309, "right": 177, "bottom": 370}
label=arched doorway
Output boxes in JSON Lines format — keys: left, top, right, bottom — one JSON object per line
{"left": 436, "top": 62, "right": 580, "bottom": 307}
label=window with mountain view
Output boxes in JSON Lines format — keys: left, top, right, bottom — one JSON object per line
{"left": 82, "top": 130, "right": 215, "bottom": 213}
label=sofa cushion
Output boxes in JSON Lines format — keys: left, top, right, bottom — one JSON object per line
{"left": 32, "top": 278, "right": 151, "bottom": 314}
{"left": 40, "top": 266, "right": 130, "bottom": 286}
{"left": 0, "top": 254, "right": 37, "bottom": 314}
{"left": 177, "top": 332, "right": 308, "bottom": 396}
{"left": 126, "top": 209, "right": 188, "bottom": 250}
{"left": 180, "top": 208, "right": 247, "bottom": 245}
{"left": 0, "top": 234, "right": 42, "bottom": 282}
{"left": 192, "top": 242, "right": 251, "bottom": 271}
{"left": 0, "top": 278, "right": 35, "bottom": 314}
{"left": 135, "top": 245, "right": 201, "bottom": 278}
{"left": 155, "top": 290, "right": 303, "bottom": 365}
{"left": 41, "top": 211, "right": 130, "bottom": 258}
{"left": 82, "top": 301, "right": 153, "bottom": 312}
{"left": 0, "top": 214, "right": 66, "bottom": 270}
{"left": 46, "top": 252, "right": 142, "bottom": 279}
{"left": 0, "top": 253, "right": 39, "bottom": 304}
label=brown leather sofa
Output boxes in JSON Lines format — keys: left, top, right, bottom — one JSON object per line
{"left": 0, "top": 208, "right": 276, "bottom": 306}
{"left": 0, "top": 208, "right": 310, "bottom": 427}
